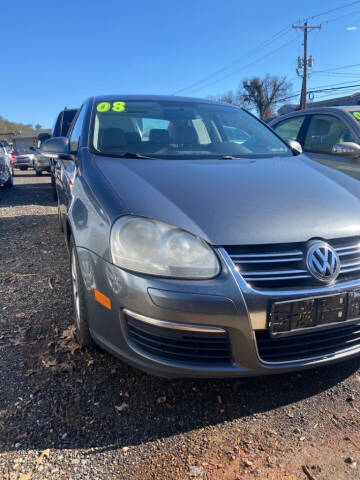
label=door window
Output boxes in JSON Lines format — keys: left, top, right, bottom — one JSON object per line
{"left": 273, "top": 116, "right": 305, "bottom": 142}
{"left": 304, "top": 114, "right": 356, "bottom": 154}
{"left": 69, "top": 107, "right": 86, "bottom": 151}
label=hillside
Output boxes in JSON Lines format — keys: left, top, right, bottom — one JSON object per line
{"left": 0, "top": 115, "right": 51, "bottom": 141}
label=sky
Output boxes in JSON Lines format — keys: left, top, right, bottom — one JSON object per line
{"left": 1, "top": 0, "right": 360, "bottom": 128}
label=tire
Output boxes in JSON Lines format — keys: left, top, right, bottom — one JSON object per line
{"left": 52, "top": 175, "right": 58, "bottom": 201}
{"left": 70, "top": 236, "right": 93, "bottom": 347}
{"left": 57, "top": 202, "right": 64, "bottom": 232}
{"left": 4, "top": 172, "right": 13, "bottom": 188}
{"left": 19, "top": 166, "right": 26, "bottom": 171}
{"left": 36, "top": 170, "right": 41, "bottom": 176}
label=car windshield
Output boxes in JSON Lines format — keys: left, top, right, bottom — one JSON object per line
{"left": 91, "top": 99, "right": 291, "bottom": 159}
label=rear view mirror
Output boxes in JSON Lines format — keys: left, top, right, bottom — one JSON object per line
{"left": 287, "top": 139, "right": 303, "bottom": 155}
{"left": 332, "top": 142, "right": 360, "bottom": 158}
{"left": 41, "top": 137, "right": 72, "bottom": 159}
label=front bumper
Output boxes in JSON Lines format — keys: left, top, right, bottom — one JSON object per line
{"left": 77, "top": 247, "right": 360, "bottom": 378}
{"left": 15, "top": 159, "right": 32, "bottom": 167}
{"left": 34, "top": 158, "right": 51, "bottom": 171}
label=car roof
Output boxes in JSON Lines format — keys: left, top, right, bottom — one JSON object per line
{"left": 269, "top": 105, "right": 360, "bottom": 124}
{"left": 91, "top": 94, "right": 238, "bottom": 107}
{"left": 293, "top": 105, "right": 360, "bottom": 114}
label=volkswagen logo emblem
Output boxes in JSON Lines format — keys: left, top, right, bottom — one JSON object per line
{"left": 306, "top": 241, "right": 340, "bottom": 283}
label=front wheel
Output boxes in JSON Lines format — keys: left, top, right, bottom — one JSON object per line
{"left": 70, "top": 237, "right": 93, "bottom": 347}
{"left": 35, "top": 170, "right": 41, "bottom": 176}
{"left": 4, "top": 172, "right": 13, "bottom": 188}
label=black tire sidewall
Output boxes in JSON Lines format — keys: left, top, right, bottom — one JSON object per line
{"left": 69, "top": 236, "right": 93, "bottom": 347}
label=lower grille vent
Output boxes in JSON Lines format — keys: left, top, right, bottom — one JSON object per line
{"left": 256, "top": 322, "right": 360, "bottom": 363}
{"left": 125, "top": 314, "right": 232, "bottom": 365}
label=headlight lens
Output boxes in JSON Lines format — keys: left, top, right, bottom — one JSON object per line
{"left": 110, "top": 216, "right": 220, "bottom": 278}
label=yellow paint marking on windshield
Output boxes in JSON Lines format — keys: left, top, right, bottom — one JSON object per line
{"left": 97, "top": 102, "right": 111, "bottom": 112}
{"left": 112, "top": 101, "right": 126, "bottom": 112}
{"left": 352, "top": 112, "right": 360, "bottom": 121}
{"left": 96, "top": 101, "right": 126, "bottom": 113}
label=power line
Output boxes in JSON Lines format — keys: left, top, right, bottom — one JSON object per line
{"left": 322, "top": 8, "right": 360, "bottom": 25}
{"left": 171, "top": 26, "right": 293, "bottom": 95}
{"left": 178, "top": 37, "right": 298, "bottom": 96}
{"left": 309, "top": 0, "right": 360, "bottom": 20}
{"left": 312, "top": 63, "right": 360, "bottom": 73}
{"left": 172, "top": 0, "right": 360, "bottom": 97}
{"left": 278, "top": 82, "right": 360, "bottom": 103}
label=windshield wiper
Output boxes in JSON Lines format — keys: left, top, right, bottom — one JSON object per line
{"left": 117, "top": 152, "right": 156, "bottom": 159}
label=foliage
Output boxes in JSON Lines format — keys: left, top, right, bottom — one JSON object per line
{"left": 0, "top": 116, "right": 49, "bottom": 142}
{"left": 240, "top": 75, "right": 292, "bottom": 119}
{"left": 214, "top": 74, "right": 292, "bottom": 119}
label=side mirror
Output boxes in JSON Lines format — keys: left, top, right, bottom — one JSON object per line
{"left": 332, "top": 142, "right": 360, "bottom": 158}
{"left": 41, "top": 137, "right": 72, "bottom": 159}
{"left": 287, "top": 139, "right": 303, "bottom": 155}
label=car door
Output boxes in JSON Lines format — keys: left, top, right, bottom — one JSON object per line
{"left": 301, "top": 113, "right": 360, "bottom": 179}
{"left": 56, "top": 107, "right": 85, "bottom": 218}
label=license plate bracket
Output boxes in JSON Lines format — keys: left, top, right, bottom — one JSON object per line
{"left": 270, "top": 292, "right": 354, "bottom": 337}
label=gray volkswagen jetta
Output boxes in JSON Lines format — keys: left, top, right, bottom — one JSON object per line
{"left": 42, "top": 95, "right": 360, "bottom": 378}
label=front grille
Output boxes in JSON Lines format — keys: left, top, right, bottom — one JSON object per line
{"left": 256, "top": 322, "right": 360, "bottom": 363}
{"left": 225, "top": 237, "right": 360, "bottom": 289}
{"left": 125, "top": 315, "right": 232, "bottom": 366}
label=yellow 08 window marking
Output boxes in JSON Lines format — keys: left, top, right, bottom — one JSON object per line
{"left": 97, "top": 101, "right": 126, "bottom": 113}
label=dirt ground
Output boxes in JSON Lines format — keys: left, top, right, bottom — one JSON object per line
{"left": 0, "top": 170, "right": 360, "bottom": 480}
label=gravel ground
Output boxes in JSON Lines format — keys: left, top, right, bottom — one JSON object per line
{"left": 0, "top": 170, "right": 360, "bottom": 480}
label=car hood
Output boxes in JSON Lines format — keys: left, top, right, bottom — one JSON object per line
{"left": 94, "top": 154, "right": 360, "bottom": 245}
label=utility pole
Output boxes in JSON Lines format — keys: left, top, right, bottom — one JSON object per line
{"left": 292, "top": 20, "right": 321, "bottom": 109}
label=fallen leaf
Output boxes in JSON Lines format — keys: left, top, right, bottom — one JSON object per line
{"left": 36, "top": 448, "right": 50, "bottom": 467}
{"left": 19, "top": 473, "right": 32, "bottom": 480}
{"left": 115, "top": 402, "right": 129, "bottom": 412}
{"left": 48, "top": 278, "right": 54, "bottom": 290}
{"left": 217, "top": 395, "right": 222, "bottom": 404}
{"left": 55, "top": 362, "right": 73, "bottom": 373}
{"left": 156, "top": 396, "right": 167, "bottom": 404}
{"left": 42, "top": 358, "right": 57, "bottom": 368}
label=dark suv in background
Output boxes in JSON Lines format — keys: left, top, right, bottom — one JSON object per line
{"left": 49, "top": 108, "right": 78, "bottom": 198}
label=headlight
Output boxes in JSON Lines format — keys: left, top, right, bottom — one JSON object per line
{"left": 110, "top": 216, "right": 220, "bottom": 279}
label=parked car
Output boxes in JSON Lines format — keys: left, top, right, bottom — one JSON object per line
{"left": 49, "top": 108, "right": 78, "bottom": 198}
{"left": 14, "top": 152, "right": 35, "bottom": 170}
{"left": 0, "top": 146, "right": 13, "bottom": 187}
{"left": 29, "top": 134, "right": 52, "bottom": 176}
{"left": 41, "top": 95, "right": 360, "bottom": 378}
{"left": 31, "top": 150, "right": 51, "bottom": 175}
{"left": 268, "top": 106, "right": 360, "bottom": 179}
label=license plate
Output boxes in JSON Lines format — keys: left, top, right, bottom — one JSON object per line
{"left": 270, "top": 290, "right": 360, "bottom": 336}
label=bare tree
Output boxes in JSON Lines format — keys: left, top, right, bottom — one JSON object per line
{"left": 239, "top": 75, "right": 292, "bottom": 119}
{"left": 207, "top": 91, "right": 243, "bottom": 106}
